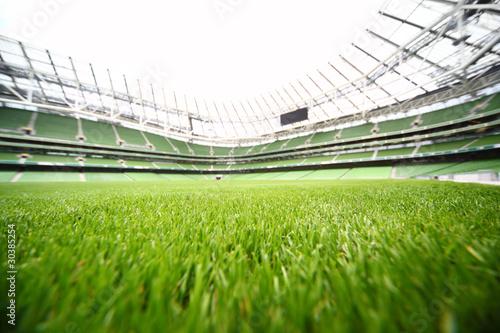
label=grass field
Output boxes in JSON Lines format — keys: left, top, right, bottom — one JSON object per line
{"left": 1, "top": 180, "right": 499, "bottom": 332}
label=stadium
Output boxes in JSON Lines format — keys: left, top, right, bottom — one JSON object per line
{"left": 1, "top": 0, "right": 500, "bottom": 332}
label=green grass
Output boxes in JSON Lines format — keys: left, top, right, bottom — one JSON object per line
{"left": 0, "top": 180, "right": 499, "bottom": 333}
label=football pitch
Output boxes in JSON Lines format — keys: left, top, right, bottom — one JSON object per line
{"left": 1, "top": 180, "right": 499, "bottom": 332}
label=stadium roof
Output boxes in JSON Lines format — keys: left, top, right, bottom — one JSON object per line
{"left": 0, "top": 0, "right": 500, "bottom": 144}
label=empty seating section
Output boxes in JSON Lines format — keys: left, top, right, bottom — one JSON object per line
{"left": 249, "top": 144, "right": 268, "bottom": 154}
{"left": 303, "top": 155, "right": 335, "bottom": 164}
{"left": 476, "top": 94, "right": 500, "bottom": 113}
{"left": 336, "top": 151, "right": 373, "bottom": 161}
{"left": 301, "top": 168, "right": 351, "bottom": 179}
{"left": 276, "top": 158, "right": 306, "bottom": 166}
{"left": 343, "top": 166, "right": 392, "bottom": 179}
{"left": 83, "top": 157, "right": 122, "bottom": 167}
{"left": 115, "top": 126, "right": 147, "bottom": 146}
{"left": 177, "top": 163, "right": 196, "bottom": 170}
{"left": 191, "top": 164, "right": 211, "bottom": 170}
{"left": 417, "top": 139, "right": 474, "bottom": 154}
{"left": 377, "top": 117, "right": 413, "bottom": 134}
{"left": 262, "top": 139, "right": 287, "bottom": 153}
{"left": 0, "top": 171, "right": 16, "bottom": 182}
{"left": 123, "top": 160, "right": 156, "bottom": 168}
{"left": 34, "top": 113, "right": 78, "bottom": 141}
{"left": 85, "top": 172, "right": 131, "bottom": 181}
{"left": 251, "top": 171, "right": 287, "bottom": 180}
{"left": 271, "top": 170, "right": 314, "bottom": 180}
{"left": 161, "top": 174, "right": 196, "bottom": 181}
{"left": 228, "top": 163, "right": 246, "bottom": 169}
{"left": 0, "top": 152, "right": 20, "bottom": 162}
{"left": 377, "top": 147, "right": 414, "bottom": 158}
{"left": 229, "top": 146, "right": 248, "bottom": 156}
{"left": 155, "top": 162, "right": 182, "bottom": 169}
{"left": 430, "top": 159, "right": 500, "bottom": 175}
{"left": 29, "top": 154, "right": 79, "bottom": 164}
{"left": 247, "top": 160, "right": 281, "bottom": 168}
{"left": 143, "top": 132, "right": 176, "bottom": 153}
{"left": 1, "top": 93, "right": 500, "bottom": 183}
{"left": 339, "top": 123, "right": 374, "bottom": 140}
{"left": 309, "top": 130, "right": 339, "bottom": 145}
{"left": 0, "top": 108, "right": 32, "bottom": 130}
{"left": 212, "top": 164, "right": 230, "bottom": 170}
{"left": 418, "top": 100, "right": 478, "bottom": 127}
{"left": 167, "top": 138, "right": 191, "bottom": 155}
{"left": 188, "top": 142, "right": 211, "bottom": 156}
{"left": 285, "top": 135, "right": 310, "bottom": 149}
{"left": 18, "top": 171, "right": 80, "bottom": 182}
{"left": 161, "top": 174, "right": 206, "bottom": 180}
{"left": 81, "top": 119, "right": 119, "bottom": 146}
{"left": 124, "top": 173, "right": 167, "bottom": 181}
{"left": 395, "top": 163, "right": 459, "bottom": 178}
{"left": 467, "top": 134, "right": 500, "bottom": 148}
{"left": 212, "top": 146, "right": 232, "bottom": 156}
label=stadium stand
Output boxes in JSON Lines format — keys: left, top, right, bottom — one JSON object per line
{"left": 466, "top": 134, "right": 500, "bottom": 148}
{"left": 232, "top": 146, "right": 252, "bottom": 156}
{"left": 0, "top": 91, "right": 499, "bottom": 183}
{"left": 0, "top": 171, "right": 16, "bottom": 182}
{"left": 212, "top": 146, "right": 232, "bottom": 156}
{"left": 336, "top": 151, "right": 373, "bottom": 161}
{"left": 284, "top": 135, "right": 311, "bottom": 148}
{"left": 81, "top": 119, "right": 120, "bottom": 146}
{"left": 301, "top": 168, "right": 351, "bottom": 179}
{"left": 376, "top": 147, "right": 415, "bottom": 158}
{"left": 85, "top": 172, "right": 131, "bottom": 182}
{"left": 143, "top": 132, "right": 177, "bottom": 153}
{"left": 0, "top": 152, "right": 21, "bottom": 162}
{"left": 377, "top": 117, "right": 414, "bottom": 134}
{"left": 124, "top": 172, "right": 167, "bottom": 181}
{"left": 271, "top": 170, "right": 314, "bottom": 180}
{"left": 166, "top": 137, "right": 192, "bottom": 155}
{"left": 18, "top": 171, "right": 81, "bottom": 182}
{"left": 0, "top": 108, "right": 32, "bottom": 132}
{"left": 309, "top": 129, "right": 340, "bottom": 145}
{"left": 394, "top": 162, "right": 460, "bottom": 178}
{"left": 417, "top": 139, "right": 475, "bottom": 154}
{"left": 338, "top": 123, "right": 374, "bottom": 140}
{"left": 33, "top": 113, "right": 78, "bottom": 141}
{"left": 343, "top": 166, "right": 392, "bottom": 179}
{"left": 115, "top": 126, "right": 147, "bottom": 146}
{"left": 429, "top": 159, "right": 500, "bottom": 176}
{"left": 303, "top": 155, "right": 336, "bottom": 164}
{"left": 83, "top": 157, "right": 123, "bottom": 167}
{"left": 155, "top": 162, "right": 183, "bottom": 169}
{"left": 122, "top": 160, "right": 157, "bottom": 168}
{"left": 476, "top": 94, "right": 500, "bottom": 113}
{"left": 28, "top": 154, "right": 79, "bottom": 164}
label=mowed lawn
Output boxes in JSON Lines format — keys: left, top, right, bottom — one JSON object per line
{"left": 1, "top": 180, "right": 499, "bottom": 333}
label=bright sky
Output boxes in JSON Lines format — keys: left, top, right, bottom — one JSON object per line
{"left": 0, "top": 0, "right": 387, "bottom": 101}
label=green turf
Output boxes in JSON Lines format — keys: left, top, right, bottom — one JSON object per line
{"left": 1, "top": 180, "right": 499, "bottom": 333}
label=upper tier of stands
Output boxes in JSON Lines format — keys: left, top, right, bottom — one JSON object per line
{"left": 1, "top": 93, "right": 498, "bottom": 159}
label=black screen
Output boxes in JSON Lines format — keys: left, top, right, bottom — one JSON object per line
{"left": 280, "top": 108, "right": 308, "bottom": 126}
